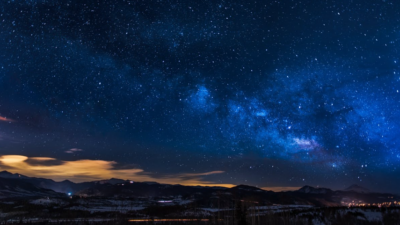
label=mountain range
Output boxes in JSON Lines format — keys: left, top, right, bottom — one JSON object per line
{"left": 0, "top": 171, "right": 126, "bottom": 194}
{"left": 0, "top": 171, "right": 398, "bottom": 206}
{"left": 0, "top": 175, "right": 63, "bottom": 199}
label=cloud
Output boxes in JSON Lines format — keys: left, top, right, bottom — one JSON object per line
{"left": 0, "top": 155, "right": 234, "bottom": 187}
{"left": 25, "top": 157, "right": 64, "bottom": 166}
{"left": 0, "top": 116, "right": 14, "bottom": 122}
{"left": 65, "top": 148, "right": 83, "bottom": 154}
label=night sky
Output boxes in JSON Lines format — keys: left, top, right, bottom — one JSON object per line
{"left": 1, "top": 0, "right": 400, "bottom": 193}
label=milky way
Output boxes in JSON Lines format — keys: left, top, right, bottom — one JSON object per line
{"left": 0, "top": 0, "right": 400, "bottom": 193}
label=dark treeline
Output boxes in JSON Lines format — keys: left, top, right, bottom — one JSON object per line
{"left": 1, "top": 207, "right": 400, "bottom": 225}
{"left": 1, "top": 196, "right": 400, "bottom": 225}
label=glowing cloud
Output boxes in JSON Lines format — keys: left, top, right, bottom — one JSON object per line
{"left": 0, "top": 155, "right": 234, "bottom": 188}
{"left": 0, "top": 155, "right": 28, "bottom": 163}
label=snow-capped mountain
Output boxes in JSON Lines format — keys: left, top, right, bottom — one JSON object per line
{"left": 0, "top": 177, "right": 63, "bottom": 199}
{"left": 297, "top": 185, "right": 332, "bottom": 194}
{"left": 0, "top": 171, "right": 398, "bottom": 207}
{"left": 0, "top": 171, "right": 126, "bottom": 194}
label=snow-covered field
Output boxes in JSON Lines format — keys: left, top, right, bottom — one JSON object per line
{"left": 296, "top": 207, "right": 400, "bottom": 225}
{"left": 30, "top": 198, "right": 67, "bottom": 206}
{"left": 68, "top": 205, "right": 145, "bottom": 213}
{"left": 1, "top": 196, "right": 399, "bottom": 225}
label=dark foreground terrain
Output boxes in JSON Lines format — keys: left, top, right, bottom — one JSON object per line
{"left": 0, "top": 198, "right": 399, "bottom": 225}
{"left": 1, "top": 172, "right": 400, "bottom": 224}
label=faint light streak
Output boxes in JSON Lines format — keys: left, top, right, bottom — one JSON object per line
{"left": 0, "top": 155, "right": 234, "bottom": 188}
{"left": 191, "top": 171, "right": 225, "bottom": 176}
{"left": 65, "top": 148, "right": 83, "bottom": 154}
{"left": 0, "top": 116, "right": 14, "bottom": 122}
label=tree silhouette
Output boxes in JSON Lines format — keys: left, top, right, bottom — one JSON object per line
{"left": 235, "top": 200, "right": 247, "bottom": 225}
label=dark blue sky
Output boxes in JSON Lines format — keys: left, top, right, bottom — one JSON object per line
{"left": 0, "top": 0, "right": 400, "bottom": 193}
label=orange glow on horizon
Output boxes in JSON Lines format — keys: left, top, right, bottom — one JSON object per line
{"left": 261, "top": 186, "right": 301, "bottom": 192}
{"left": 0, "top": 155, "right": 234, "bottom": 188}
